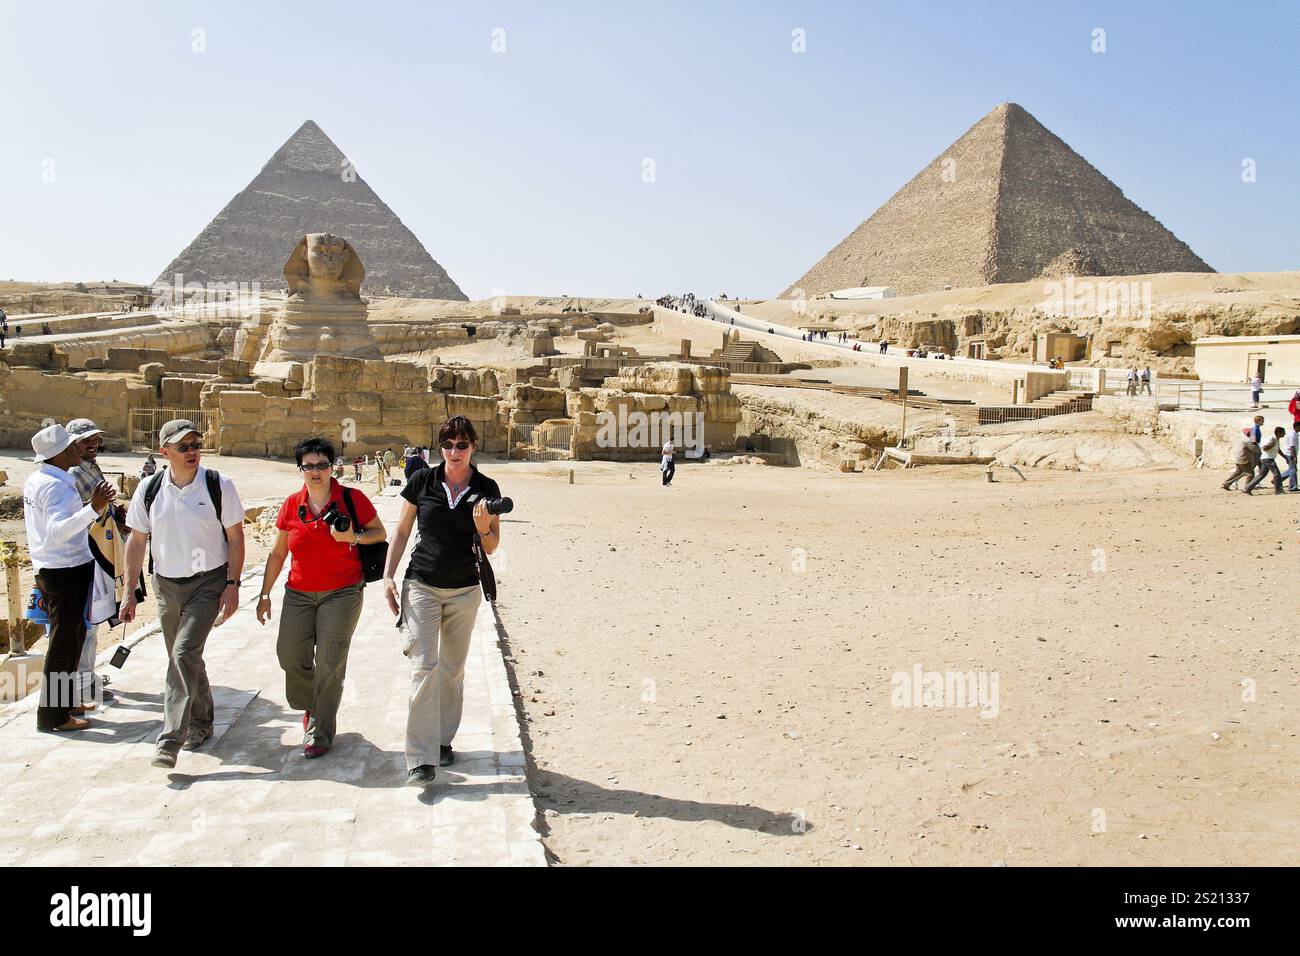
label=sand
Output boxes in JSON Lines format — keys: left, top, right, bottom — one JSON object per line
{"left": 488, "top": 459, "right": 1299, "bottom": 866}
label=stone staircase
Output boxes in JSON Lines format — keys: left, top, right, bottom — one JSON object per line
{"left": 973, "top": 389, "right": 1094, "bottom": 425}
{"left": 719, "top": 340, "right": 758, "bottom": 363}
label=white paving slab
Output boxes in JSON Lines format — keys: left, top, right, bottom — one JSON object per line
{"left": 0, "top": 495, "right": 544, "bottom": 866}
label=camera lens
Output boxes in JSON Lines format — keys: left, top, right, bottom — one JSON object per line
{"left": 331, "top": 513, "right": 352, "bottom": 533}
{"left": 485, "top": 497, "right": 514, "bottom": 515}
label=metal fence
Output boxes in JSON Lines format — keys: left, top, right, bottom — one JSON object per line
{"left": 511, "top": 423, "right": 573, "bottom": 461}
{"left": 1152, "top": 382, "right": 1296, "bottom": 412}
{"left": 129, "top": 408, "right": 215, "bottom": 451}
{"left": 977, "top": 396, "right": 1093, "bottom": 425}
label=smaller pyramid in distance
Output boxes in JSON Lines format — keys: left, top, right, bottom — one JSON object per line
{"left": 784, "top": 103, "right": 1213, "bottom": 297}
{"left": 157, "top": 121, "right": 466, "bottom": 300}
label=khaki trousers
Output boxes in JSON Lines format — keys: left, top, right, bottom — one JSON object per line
{"left": 400, "top": 579, "right": 481, "bottom": 770}
{"left": 276, "top": 582, "right": 364, "bottom": 748}
{"left": 153, "top": 564, "right": 226, "bottom": 754}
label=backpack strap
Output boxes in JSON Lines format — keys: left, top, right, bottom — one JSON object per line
{"left": 141, "top": 470, "right": 167, "bottom": 514}
{"left": 205, "top": 469, "right": 227, "bottom": 538}
{"left": 340, "top": 486, "right": 361, "bottom": 530}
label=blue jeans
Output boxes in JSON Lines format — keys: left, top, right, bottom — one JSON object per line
{"left": 1279, "top": 454, "right": 1298, "bottom": 491}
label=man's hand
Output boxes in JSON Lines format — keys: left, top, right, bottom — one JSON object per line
{"left": 384, "top": 578, "right": 400, "bottom": 617}
{"left": 218, "top": 583, "right": 240, "bottom": 621}
{"left": 256, "top": 596, "right": 272, "bottom": 625}
{"left": 90, "top": 480, "right": 117, "bottom": 513}
{"left": 120, "top": 593, "right": 138, "bottom": 623}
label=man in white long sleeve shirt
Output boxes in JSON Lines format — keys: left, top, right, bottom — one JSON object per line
{"left": 23, "top": 424, "right": 116, "bottom": 732}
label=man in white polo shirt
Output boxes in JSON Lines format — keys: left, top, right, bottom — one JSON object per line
{"left": 121, "top": 419, "right": 245, "bottom": 769}
{"left": 23, "top": 424, "right": 117, "bottom": 732}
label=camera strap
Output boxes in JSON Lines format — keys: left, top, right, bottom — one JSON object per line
{"left": 473, "top": 533, "right": 497, "bottom": 604}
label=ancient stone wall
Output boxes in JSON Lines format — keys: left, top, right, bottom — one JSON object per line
{"left": 0, "top": 364, "right": 151, "bottom": 449}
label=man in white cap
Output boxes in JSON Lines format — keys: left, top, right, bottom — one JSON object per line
{"left": 121, "top": 419, "right": 245, "bottom": 769}
{"left": 66, "top": 418, "right": 120, "bottom": 704}
{"left": 23, "top": 424, "right": 117, "bottom": 732}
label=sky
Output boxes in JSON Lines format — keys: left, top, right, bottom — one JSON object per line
{"left": 1, "top": 0, "right": 1297, "bottom": 300}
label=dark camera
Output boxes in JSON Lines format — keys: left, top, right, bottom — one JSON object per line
{"left": 297, "top": 503, "right": 352, "bottom": 532}
{"left": 322, "top": 503, "right": 352, "bottom": 532}
{"left": 484, "top": 497, "right": 514, "bottom": 515}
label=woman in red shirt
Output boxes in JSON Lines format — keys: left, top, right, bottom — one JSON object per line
{"left": 256, "top": 437, "right": 386, "bottom": 758}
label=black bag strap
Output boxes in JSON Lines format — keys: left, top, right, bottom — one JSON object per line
{"left": 340, "top": 485, "right": 361, "bottom": 529}
{"left": 473, "top": 533, "right": 497, "bottom": 604}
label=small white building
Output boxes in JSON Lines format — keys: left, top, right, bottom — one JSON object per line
{"left": 825, "top": 286, "right": 897, "bottom": 300}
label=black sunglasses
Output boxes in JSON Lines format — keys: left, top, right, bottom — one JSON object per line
{"left": 173, "top": 441, "right": 203, "bottom": 453}
{"left": 299, "top": 461, "right": 332, "bottom": 472}
{"left": 440, "top": 441, "right": 471, "bottom": 451}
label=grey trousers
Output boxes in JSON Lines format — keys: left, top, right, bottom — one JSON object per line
{"left": 400, "top": 580, "right": 481, "bottom": 770}
{"left": 153, "top": 564, "right": 226, "bottom": 755}
{"left": 276, "top": 582, "right": 364, "bottom": 748}
{"left": 1246, "top": 458, "right": 1283, "bottom": 493}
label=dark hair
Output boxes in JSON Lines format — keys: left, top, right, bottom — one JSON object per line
{"left": 438, "top": 416, "right": 478, "bottom": 446}
{"left": 294, "top": 436, "right": 336, "bottom": 466}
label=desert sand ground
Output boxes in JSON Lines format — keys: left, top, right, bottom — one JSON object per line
{"left": 490, "top": 458, "right": 1298, "bottom": 866}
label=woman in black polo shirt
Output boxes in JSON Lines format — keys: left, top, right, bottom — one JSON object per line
{"left": 383, "top": 415, "right": 502, "bottom": 786}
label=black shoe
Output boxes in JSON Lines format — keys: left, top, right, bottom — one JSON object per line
{"left": 439, "top": 745, "right": 454, "bottom": 767}
{"left": 407, "top": 765, "right": 436, "bottom": 786}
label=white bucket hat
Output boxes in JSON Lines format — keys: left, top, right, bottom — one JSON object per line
{"left": 31, "top": 424, "right": 77, "bottom": 462}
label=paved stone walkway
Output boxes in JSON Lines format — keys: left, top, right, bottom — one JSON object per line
{"left": 0, "top": 495, "right": 544, "bottom": 866}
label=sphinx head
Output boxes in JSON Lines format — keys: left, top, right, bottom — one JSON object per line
{"left": 283, "top": 233, "right": 365, "bottom": 300}
{"left": 306, "top": 232, "right": 348, "bottom": 280}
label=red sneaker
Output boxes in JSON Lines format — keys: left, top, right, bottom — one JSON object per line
{"left": 304, "top": 744, "right": 330, "bottom": 759}
{"left": 302, "top": 711, "right": 310, "bottom": 731}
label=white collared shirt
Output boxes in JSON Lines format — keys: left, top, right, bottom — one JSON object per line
{"left": 126, "top": 465, "right": 244, "bottom": 578}
{"left": 23, "top": 463, "right": 98, "bottom": 572}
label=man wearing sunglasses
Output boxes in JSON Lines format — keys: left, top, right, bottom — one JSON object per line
{"left": 121, "top": 419, "right": 245, "bottom": 770}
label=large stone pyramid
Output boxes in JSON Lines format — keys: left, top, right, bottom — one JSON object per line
{"left": 784, "top": 103, "right": 1212, "bottom": 297}
{"left": 157, "top": 120, "right": 466, "bottom": 300}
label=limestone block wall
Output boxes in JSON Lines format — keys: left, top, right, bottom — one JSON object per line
{"left": 564, "top": 362, "right": 739, "bottom": 461}
{"left": 54, "top": 321, "right": 216, "bottom": 368}
{"left": 209, "top": 354, "right": 507, "bottom": 457}
{"left": 0, "top": 365, "right": 151, "bottom": 450}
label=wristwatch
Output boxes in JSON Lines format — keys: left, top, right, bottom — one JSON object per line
{"left": 225, "top": 579, "right": 239, "bottom": 587}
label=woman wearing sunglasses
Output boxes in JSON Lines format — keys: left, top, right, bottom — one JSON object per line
{"left": 256, "top": 437, "right": 387, "bottom": 758}
{"left": 384, "top": 416, "right": 502, "bottom": 787}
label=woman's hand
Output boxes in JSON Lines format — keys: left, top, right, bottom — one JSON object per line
{"left": 384, "top": 577, "right": 400, "bottom": 617}
{"left": 473, "top": 499, "right": 493, "bottom": 535}
{"left": 329, "top": 524, "right": 354, "bottom": 544}
{"left": 256, "top": 596, "right": 272, "bottom": 625}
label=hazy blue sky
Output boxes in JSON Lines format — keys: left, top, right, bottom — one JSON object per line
{"left": 2, "top": 0, "right": 1296, "bottom": 299}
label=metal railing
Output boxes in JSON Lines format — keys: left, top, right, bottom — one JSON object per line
{"left": 129, "top": 408, "right": 215, "bottom": 451}
{"left": 1151, "top": 382, "right": 1296, "bottom": 412}
{"left": 511, "top": 423, "right": 573, "bottom": 461}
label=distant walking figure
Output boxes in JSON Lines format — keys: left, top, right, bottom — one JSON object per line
{"left": 1250, "top": 374, "right": 1262, "bottom": 408}
{"left": 1244, "top": 427, "right": 1286, "bottom": 495}
{"left": 1222, "top": 426, "right": 1260, "bottom": 491}
{"left": 661, "top": 440, "right": 675, "bottom": 487}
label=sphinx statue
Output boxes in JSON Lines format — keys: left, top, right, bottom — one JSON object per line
{"left": 260, "top": 233, "right": 382, "bottom": 362}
